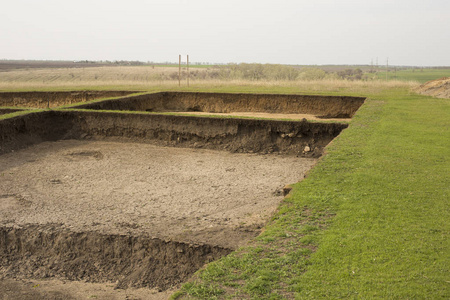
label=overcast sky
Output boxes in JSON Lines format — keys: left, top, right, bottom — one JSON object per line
{"left": 1, "top": 0, "right": 449, "bottom": 66}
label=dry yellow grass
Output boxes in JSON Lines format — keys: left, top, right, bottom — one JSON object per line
{"left": 0, "top": 65, "right": 419, "bottom": 94}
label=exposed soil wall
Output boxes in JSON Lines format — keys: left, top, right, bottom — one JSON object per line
{"left": 0, "top": 111, "right": 347, "bottom": 157}
{"left": 74, "top": 92, "right": 365, "bottom": 118}
{"left": 0, "top": 225, "right": 231, "bottom": 290}
{"left": 0, "top": 91, "right": 136, "bottom": 108}
{"left": 0, "top": 111, "right": 76, "bottom": 154}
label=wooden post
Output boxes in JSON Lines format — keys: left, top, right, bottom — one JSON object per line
{"left": 178, "top": 55, "right": 181, "bottom": 86}
{"left": 187, "top": 55, "right": 190, "bottom": 87}
{"left": 386, "top": 57, "right": 389, "bottom": 81}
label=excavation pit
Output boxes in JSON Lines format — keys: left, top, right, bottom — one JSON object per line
{"left": 0, "top": 92, "right": 364, "bottom": 298}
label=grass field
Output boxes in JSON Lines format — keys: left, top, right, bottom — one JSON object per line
{"left": 1, "top": 64, "right": 449, "bottom": 91}
{"left": 1, "top": 72, "right": 448, "bottom": 299}
{"left": 0, "top": 65, "right": 418, "bottom": 93}
{"left": 375, "top": 68, "right": 450, "bottom": 83}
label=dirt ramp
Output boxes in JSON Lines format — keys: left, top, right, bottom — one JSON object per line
{"left": 74, "top": 92, "right": 365, "bottom": 119}
{"left": 0, "top": 225, "right": 231, "bottom": 290}
{"left": 0, "top": 91, "right": 136, "bottom": 108}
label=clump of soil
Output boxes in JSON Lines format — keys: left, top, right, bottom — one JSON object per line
{"left": 415, "top": 77, "right": 450, "bottom": 99}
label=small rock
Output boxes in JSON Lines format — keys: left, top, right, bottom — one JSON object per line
{"left": 287, "top": 132, "right": 296, "bottom": 138}
{"left": 304, "top": 146, "right": 311, "bottom": 152}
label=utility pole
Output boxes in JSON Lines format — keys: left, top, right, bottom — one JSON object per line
{"left": 178, "top": 55, "right": 181, "bottom": 87}
{"left": 386, "top": 57, "right": 389, "bottom": 81}
{"left": 187, "top": 55, "right": 190, "bottom": 87}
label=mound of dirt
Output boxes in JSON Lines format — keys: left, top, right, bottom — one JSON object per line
{"left": 415, "top": 77, "right": 450, "bottom": 99}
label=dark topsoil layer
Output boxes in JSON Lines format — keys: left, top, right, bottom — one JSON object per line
{"left": 73, "top": 91, "right": 365, "bottom": 119}
{"left": 0, "top": 110, "right": 347, "bottom": 158}
{"left": 0, "top": 91, "right": 137, "bottom": 109}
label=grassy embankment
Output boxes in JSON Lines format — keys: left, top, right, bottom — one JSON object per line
{"left": 0, "top": 70, "right": 448, "bottom": 298}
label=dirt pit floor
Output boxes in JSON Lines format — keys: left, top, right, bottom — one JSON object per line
{"left": 0, "top": 278, "right": 173, "bottom": 300}
{"left": 0, "top": 140, "right": 316, "bottom": 247}
{"left": 0, "top": 140, "right": 316, "bottom": 299}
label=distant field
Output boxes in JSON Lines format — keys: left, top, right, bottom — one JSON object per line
{"left": 375, "top": 68, "right": 450, "bottom": 83}
{"left": 0, "top": 64, "right": 420, "bottom": 93}
{"left": 0, "top": 65, "right": 221, "bottom": 91}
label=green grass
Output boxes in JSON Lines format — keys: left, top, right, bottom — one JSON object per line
{"left": 172, "top": 88, "right": 449, "bottom": 299}
{"left": 376, "top": 68, "right": 450, "bottom": 83}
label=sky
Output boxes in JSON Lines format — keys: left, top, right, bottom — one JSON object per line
{"left": 1, "top": 0, "right": 449, "bottom": 66}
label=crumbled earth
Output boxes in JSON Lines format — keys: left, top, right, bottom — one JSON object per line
{"left": 415, "top": 77, "right": 450, "bottom": 98}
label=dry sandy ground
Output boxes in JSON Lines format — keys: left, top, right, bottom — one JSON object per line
{"left": 0, "top": 140, "right": 315, "bottom": 248}
{"left": 0, "top": 278, "right": 172, "bottom": 300}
